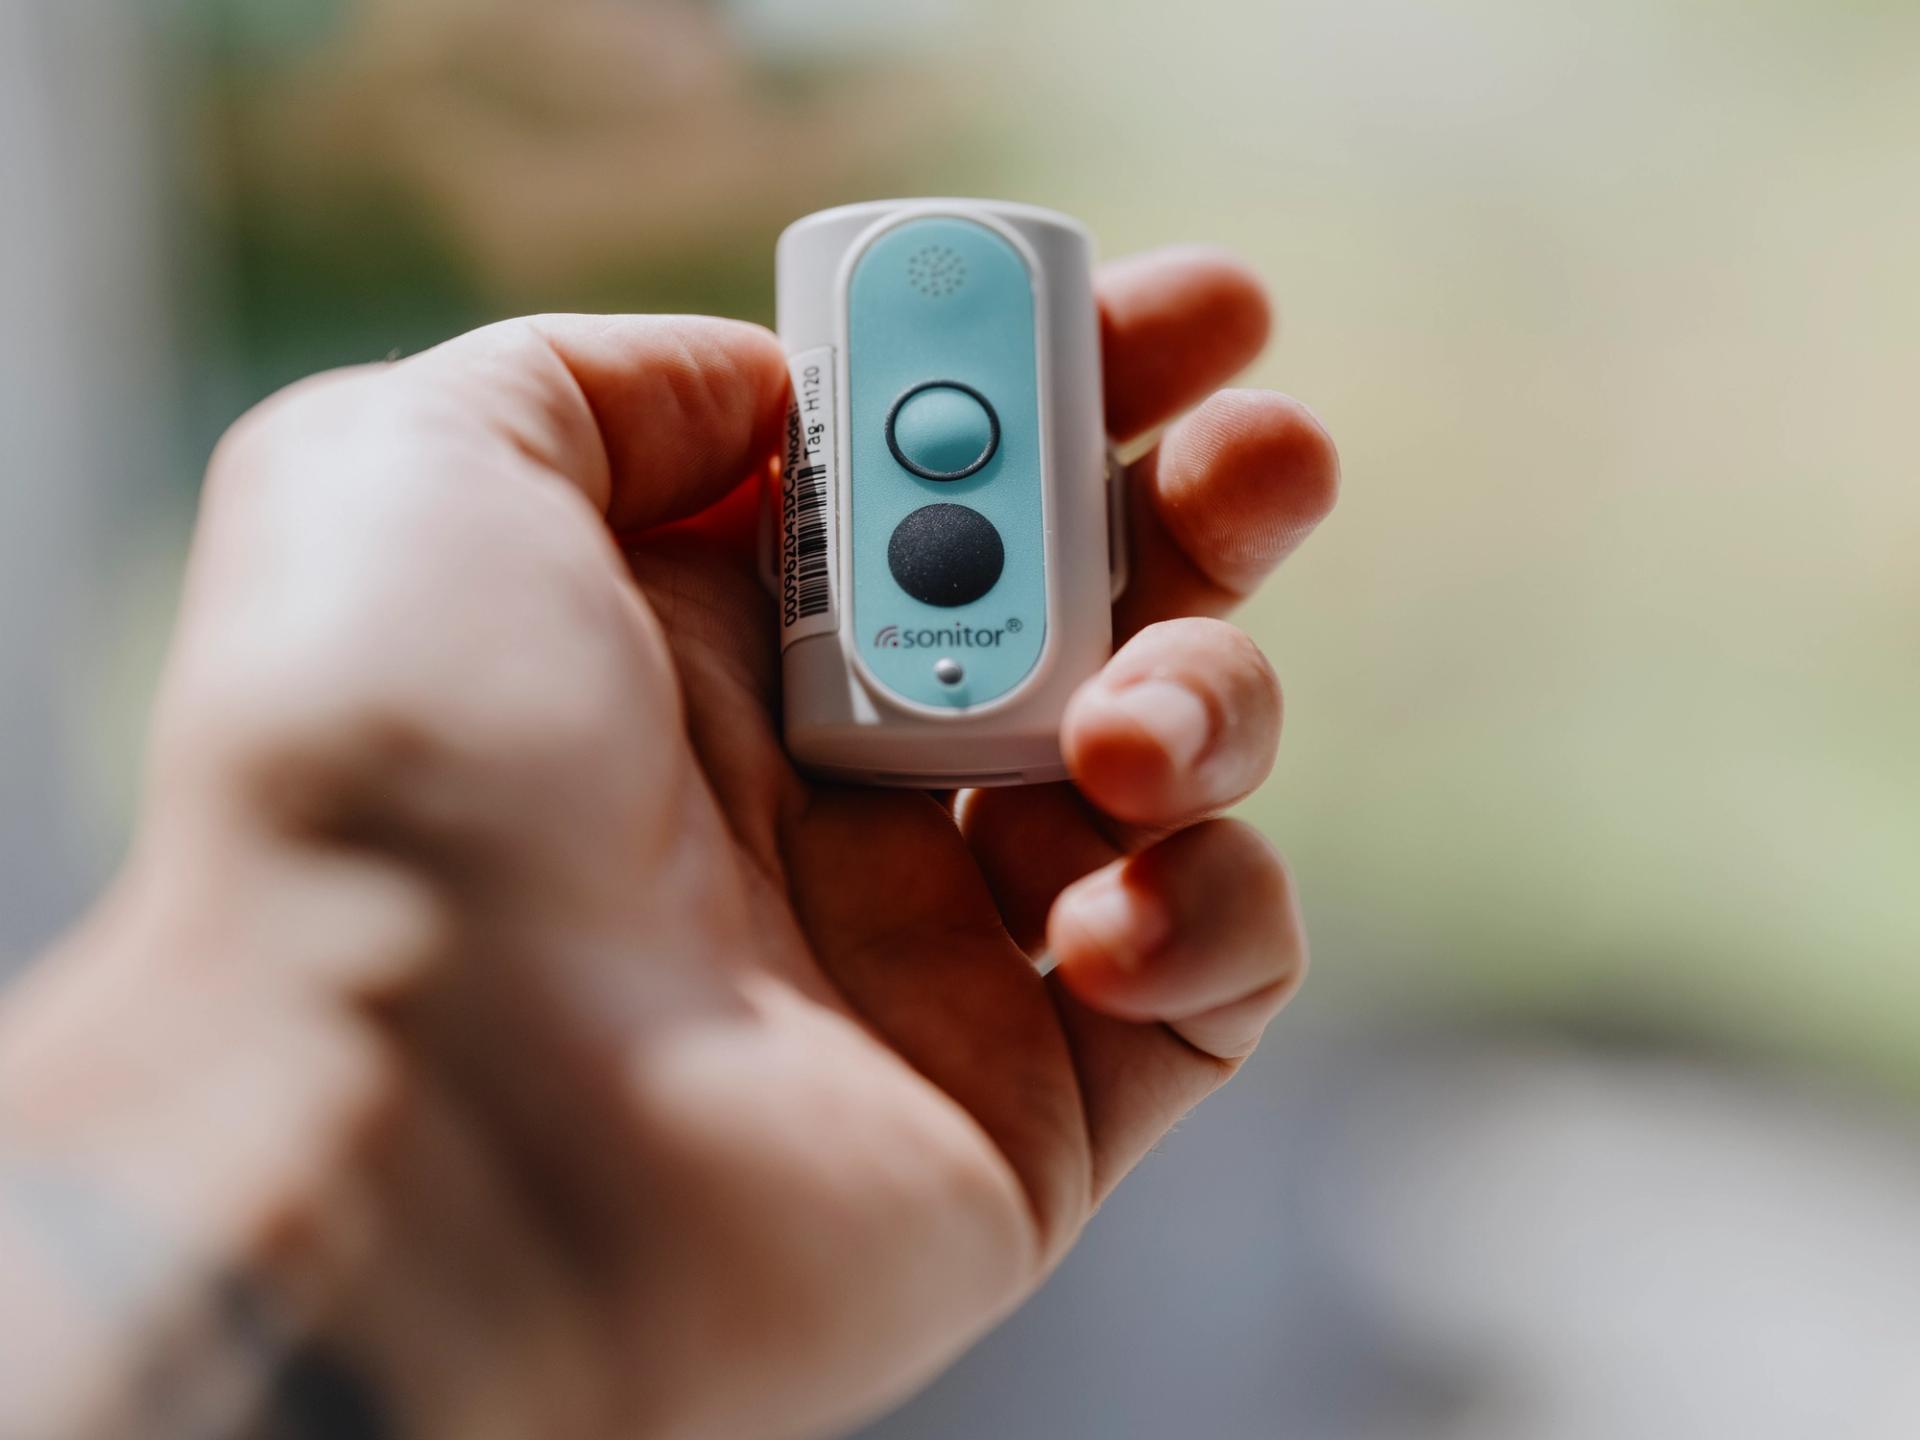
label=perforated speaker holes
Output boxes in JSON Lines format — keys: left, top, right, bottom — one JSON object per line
{"left": 906, "top": 244, "right": 967, "bottom": 298}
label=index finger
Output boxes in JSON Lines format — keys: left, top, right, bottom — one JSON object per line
{"left": 1094, "top": 249, "right": 1339, "bottom": 637}
{"left": 1113, "top": 390, "right": 1340, "bottom": 638}
{"left": 1099, "top": 246, "right": 1272, "bottom": 443}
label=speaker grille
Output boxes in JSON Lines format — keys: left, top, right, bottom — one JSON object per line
{"left": 906, "top": 244, "right": 967, "bottom": 298}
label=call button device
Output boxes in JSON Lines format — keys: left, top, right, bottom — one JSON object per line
{"left": 775, "top": 198, "right": 1112, "bottom": 781}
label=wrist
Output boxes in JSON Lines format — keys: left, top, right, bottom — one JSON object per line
{"left": 0, "top": 833, "right": 618, "bottom": 1438}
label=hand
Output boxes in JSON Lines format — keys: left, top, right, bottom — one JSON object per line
{"left": 0, "top": 249, "right": 1336, "bottom": 1439}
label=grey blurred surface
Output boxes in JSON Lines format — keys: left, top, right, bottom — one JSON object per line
{"left": 0, "top": 0, "right": 179, "bottom": 971}
{"left": 861, "top": 1010, "right": 1920, "bottom": 1439}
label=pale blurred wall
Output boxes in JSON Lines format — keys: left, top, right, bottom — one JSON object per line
{"left": 0, "top": 1, "right": 181, "bottom": 970}
{"left": 13, "top": 0, "right": 1914, "bottom": 1058}
{"left": 963, "top": 0, "right": 1920, "bottom": 1080}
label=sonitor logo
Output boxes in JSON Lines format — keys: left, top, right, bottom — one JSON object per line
{"left": 874, "top": 622, "right": 1014, "bottom": 650}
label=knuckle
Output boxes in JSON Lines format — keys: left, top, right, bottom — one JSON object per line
{"left": 1180, "top": 819, "right": 1291, "bottom": 912}
{"left": 1238, "top": 635, "right": 1284, "bottom": 723}
{"left": 174, "top": 337, "right": 682, "bottom": 849}
{"left": 164, "top": 536, "right": 663, "bottom": 845}
{"left": 439, "top": 318, "right": 607, "bottom": 475}
{"left": 205, "top": 370, "right": 373, "bottom": 502}
{"left": 181, "top": 637, "right": 640, "bottom": 845}
{"left": 1206, "top": 619, "right": 1278, "bottom": 687}
{"left": 1208, "top": 826, "right": 1306, "bottom": 981}
{"left": 1165, "top": 390, "right": 1340, "bottom": 590}
{"left": 210, "top": 690, "right": 461, "bottom": 840}
{"left": 1224, "top": 820, "right": 1292, "bottom": 898}
{"left": 1280, "top": 396, "right": 1342, "bottom": 512}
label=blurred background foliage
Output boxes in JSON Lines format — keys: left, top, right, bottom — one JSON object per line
{"left": 4, "top": 0, "right": 1918, "bottom": 1434}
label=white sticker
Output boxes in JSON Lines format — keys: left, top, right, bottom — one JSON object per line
{"left": 779, "top": 346, "right": 839, "bottom": 647}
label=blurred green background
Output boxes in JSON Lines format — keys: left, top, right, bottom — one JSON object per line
{"left": 4, "top": 1, "right": 1917, "bottom": 1435}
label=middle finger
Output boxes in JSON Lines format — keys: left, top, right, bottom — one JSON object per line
{"left": 960, "top": 617, "right": 1282, "bottom": 952}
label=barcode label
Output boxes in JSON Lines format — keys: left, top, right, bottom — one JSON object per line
{"left": 780, "top": 346, "right": 839, "bottom": 647}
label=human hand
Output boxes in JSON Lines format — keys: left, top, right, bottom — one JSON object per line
{"left": 0, "top": 249, "right": 1336, "bottom": 1439}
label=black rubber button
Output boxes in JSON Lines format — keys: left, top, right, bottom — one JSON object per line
{"left": 887, "top": 504, "right": 1004, "bottom": 608}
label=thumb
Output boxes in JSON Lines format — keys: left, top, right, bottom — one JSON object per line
{"left": 410, "top": 314, "right": 791, "bottom": 535}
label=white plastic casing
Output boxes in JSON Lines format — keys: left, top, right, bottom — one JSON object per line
{"left": 773, "top": 199, "right": 1113, "bottom": 787}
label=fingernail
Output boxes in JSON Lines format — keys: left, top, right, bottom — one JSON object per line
{"left": 1065, "top": 871, "right": 1173, "bottom": 972}
{"left": 1105, "top": 680, "right": 1214, "bottom": 771}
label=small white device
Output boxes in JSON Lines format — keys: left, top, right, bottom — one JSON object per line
{"left": 772, "top": 199, "right": 1122, "bottom": 787}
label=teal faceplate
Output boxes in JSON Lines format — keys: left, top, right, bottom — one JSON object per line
{"left": 848, "top": 218, "right": 1047, "bottom": 709}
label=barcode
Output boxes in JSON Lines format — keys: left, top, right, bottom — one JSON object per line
{"left": 790, "top": 463, "right": 831, "bottom": 619}
{"left": 780, "top": 345, "right": 837, "bottom": 647}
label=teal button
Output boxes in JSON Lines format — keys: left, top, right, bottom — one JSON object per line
{"left": 887, "top": 380, "right": 999, "bottom": 481}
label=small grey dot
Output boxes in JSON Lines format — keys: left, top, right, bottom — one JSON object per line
{"left": 934, "top": 658, "right": 965, "bottom": 686}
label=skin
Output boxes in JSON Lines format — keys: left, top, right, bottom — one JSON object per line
{"left": 0, "top": 247, "right": 1337, "bottom": 1440}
